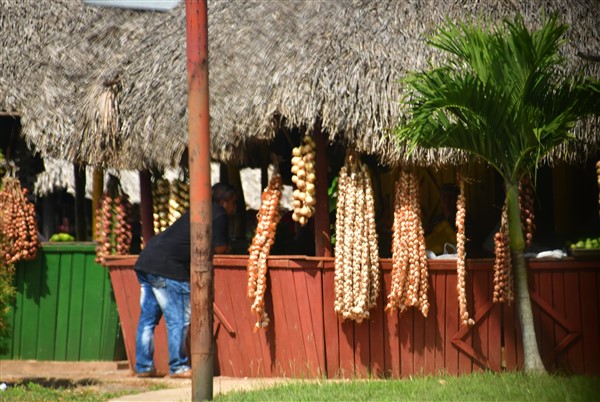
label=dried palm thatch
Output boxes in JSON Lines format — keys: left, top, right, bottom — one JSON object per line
{"left": 0, "top": 0, "right": 155, "bottom": 163}
{"left": 2, "top": 0, "right": 599, "bottom": 170}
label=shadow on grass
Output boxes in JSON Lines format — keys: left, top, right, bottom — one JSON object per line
{"left": 5, "top": 377, "right": 100, "bottom": 389}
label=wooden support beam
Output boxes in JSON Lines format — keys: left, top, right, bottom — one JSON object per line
{"left": 313, "top": 121, "right": 332, "bottom": 257}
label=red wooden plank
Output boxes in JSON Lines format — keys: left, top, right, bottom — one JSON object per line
{"left": 538, "top": 271, "right": 555, "bottom": 369}
{"left": 322, "top": 269, "right": 340, "bottom": 378}
{"left": 302, "top": 266, "right": 327, "bottom": 377}
{"left": 422, "top": 276, "right": 436, "bottom": 376}
{"left": 445, "top": 271, "right": 459, "bottom": 375}
{"left": 277, "top": 268, "right": 309, "bottom": 377}
{"left": 369, "top": 277, "right": 385, "bottom": 378}
{"left": 471, "top": 269, "right": 489, "bottom": 372}
{"left": 413, "top": 307, "right": 426, "bottom": 376}
{"left": 382, "top": 270, "right": 400, "bottom": 378}
{"left": 227, "top": 266, "right": 265, "bottom": 377}
{"left": 109, "top": 268, "right": 135, "bottom": 370}
{"left": 268, "top": 267, "right": 292, "bottom": 376}
{"left": 563, "top": 271, "right": 584, "bottom": 373}
{"left": 457, "top": 269, "right": 473, "bottom": 375}
{"left": 354, "top": 317, "right": 370, "bottom": 378}
{"left": 399, "top": 308, "right": 414, "bottom": 377}
{"left": 292, "top": 267, "right": 324, "bottom": 377}
{"left": 213, "top": 268, "right": 236, "bottom": 377}
{"left": 579, "top": 271, "right": 599, "bottom": 374}
{"left": 486, "top": 272, "right": 502, "bottom": 372}
{"left": 551, "top": 271, "right": 567, "bottom": 370}
{"left": 338, "top": 319, "right": 355, "bottom": 378}
{"left": 433, "top": 271, "right": 446, "bottom": 374}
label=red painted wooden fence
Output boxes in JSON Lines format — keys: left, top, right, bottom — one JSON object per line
{"left": 106, "top": 255, "right": 600, "bottom": 378}
{"left": 213, "top": 256, "right": 600, "bottom": 378}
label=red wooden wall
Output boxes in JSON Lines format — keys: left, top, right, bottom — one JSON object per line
{"left": 213, "top": 256, "right": 600, "bottom": 378}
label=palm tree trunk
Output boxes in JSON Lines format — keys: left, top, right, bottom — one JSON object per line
{"left": 506, "top": 182, "right": 546, "bottom": 373}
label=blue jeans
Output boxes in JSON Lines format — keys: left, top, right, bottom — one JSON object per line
{"left": 135, "top": 271, "right": 191, "bottom": 374}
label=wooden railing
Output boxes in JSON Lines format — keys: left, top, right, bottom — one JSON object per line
{"left": 105, "top": 255, "right": 600, "bottom": 378}
{"left": 212, "top": 255, "right": 599, "bottom": 378}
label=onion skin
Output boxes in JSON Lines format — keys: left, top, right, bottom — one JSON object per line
{"left": 0, "top": 177, "right": 40, "bottom": 266}
{"left": 247, "top": 172, "right": 283, "bottom": 330}
{"left": 291, "top": 135, "right": 317, "bottom": 226}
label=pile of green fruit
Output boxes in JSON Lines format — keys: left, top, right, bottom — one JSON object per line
{"left": 570, "top": 236, "right": 600, "bottom": 250}
{"left": 49, "top": 233, "right": 75, "bottom": 242}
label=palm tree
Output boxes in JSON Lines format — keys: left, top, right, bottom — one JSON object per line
{"left": 396, "top": 14, "right": 600, "bottom": 373}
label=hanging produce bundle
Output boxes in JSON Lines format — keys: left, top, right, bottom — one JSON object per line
{"left": 455, "top": 176, "right": 474, "bottom": 326}
{"left": 519, "top": 176, "right": 535, "bottom": 248}
{"left": 386, "top": 170, "right": 429, "bottom": 317}
{"left": 596, "top": 161, "right": 600, "bottom": 217}
{"left": 333, "top": 153, "right": 380, "bottom": 323}
{"left": 95, "top": 178, "right": 133, "bottom": 265}
{"left": 0, "top": 176, "right": 40, "bottom": 265}
{"left": 152, "top": 177, "right": 171, "bottom": 234}
{"left": 291, "top": 135, "right": 317, "bottom": 226}
{"left": 168, "top": 179, "right": 190, "bottom": 225}
{"left": 493, "top": 204, "right": 514, "bottom": 303}
{"left": 247, "top": 171, "right": 283, "bottom": 331}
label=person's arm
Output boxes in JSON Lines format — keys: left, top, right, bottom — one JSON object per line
{"left": 213, "top": 244, "right": 230, "bottom": 254}
{"left": 212, "top": 210, "right": 230, "bottom": 254}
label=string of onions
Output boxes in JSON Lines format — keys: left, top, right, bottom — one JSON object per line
{"left": 519, "top": 176, "right": 535, "bottom": 248}
{"left": 386, "top": 169, "right": 429, "bottom": 317}
{"left": 291, "top": 135, "right": 316, "bottom": 226}
{"left": 456, "top": 175, "right": 474, "bottom": 326}
{"left": 152, "top": 178, "right": 170, "bottom": 234}
{"left": 168, "top": 179, "right": 190, "bottom": 225}
{"left": 0, "top": 176, "right": 40, "bottom": 265}
{"left": 493, "top": 204, "right": 514, "bottom": 303}
{"left": 333, "top": 152, "right": 380, "bottom": 323}
{"left": 247, "top": 171, "right": 283, "bottom": 332}
{"left": 596, "top": 161, "right": 600, "bottom": 217}
{"left": 95, "top": 178, "right": 133, "bottom": 265}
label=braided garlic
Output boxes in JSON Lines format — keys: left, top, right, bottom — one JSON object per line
{"left": 333, "top": 153, "right": 380, "bottom": 322}
{"left": 386, "top": 170, "right": 429, "bottom": 317}
{"left": 455, "top": 175, "right": 474, "bottom": 326}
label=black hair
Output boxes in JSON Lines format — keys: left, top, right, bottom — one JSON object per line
{"left": 212, "top": 183, "right": 237, "bottom": 204}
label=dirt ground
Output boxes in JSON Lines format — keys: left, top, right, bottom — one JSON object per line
{"left": 0, "top": 360, "right": 290, "bottom": 400}
{"left": 0, "top": 360, "right": 190, "bottom": 395}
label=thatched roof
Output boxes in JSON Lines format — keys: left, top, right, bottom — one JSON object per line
{"left": 1, "top": 0, "right": 156, "bottom": 161}
{"left": 2, "top": 0, "right": 599, "bottom": 170}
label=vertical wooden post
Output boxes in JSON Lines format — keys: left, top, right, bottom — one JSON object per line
{"left": 74, "top": 163, "right": 87, "bottom": 241}
{"left": 139, "top": 170, "right": 154, "bottom": 247}
{"left": 186, "top": 0, "right": 213, "bottom": 400}
{"left": 313, "top": 122, "right": 332, "bottom": 257}
{"left": 92, "top": 168, "right": 104, "bottom": 240}
{"left": 227, "top": 164, "right": 246, "bottom": 241}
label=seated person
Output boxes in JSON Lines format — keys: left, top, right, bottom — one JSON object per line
{"left": 425, "top": 183, "right": 459, "bottom": 255}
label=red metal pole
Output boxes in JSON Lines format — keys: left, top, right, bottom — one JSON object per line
{"left": 186, "top": 0, "right": 213, "bottom": 400}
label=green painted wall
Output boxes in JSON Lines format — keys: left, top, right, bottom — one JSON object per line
{"left": 1, "top": 243, "right": 126, "bottom": 361}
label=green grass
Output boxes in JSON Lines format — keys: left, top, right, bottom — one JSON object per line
{"left": 0, "top": 381, "right": 168, "bottom": 402}
{"left": 215, "top": 372, "right": 600, "bottom": 401}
